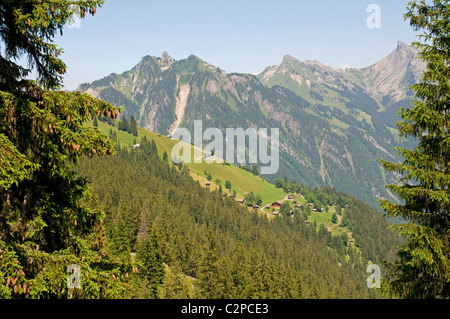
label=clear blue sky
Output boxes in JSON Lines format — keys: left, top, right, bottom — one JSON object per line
{"left": 53, "top": 0, "right": 419, "bottom": 90}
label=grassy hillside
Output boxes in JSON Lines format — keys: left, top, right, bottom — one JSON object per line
{"left": 86, "top": 119, "right": 287, "bottom": 205}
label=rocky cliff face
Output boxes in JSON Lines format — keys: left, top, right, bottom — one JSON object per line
{"left": 348, "top": 41, "right": 426, "bottom": 105}
{"left": 259, "top": 40, "right": 425, "bottom": 111}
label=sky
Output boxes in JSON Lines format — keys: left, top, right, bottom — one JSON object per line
{"left": 47, "top": 0, "right": 420, "bottom": 91}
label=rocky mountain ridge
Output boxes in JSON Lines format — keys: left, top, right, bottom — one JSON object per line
{"left": 78, "top": 41, "right": 425, "bottom": 208}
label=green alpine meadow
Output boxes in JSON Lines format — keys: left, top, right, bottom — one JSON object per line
{"left": 0, "top": 0, "right": 449, "bottom": 303}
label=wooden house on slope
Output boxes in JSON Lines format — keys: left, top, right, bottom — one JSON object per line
{"left": 271, "top": 201, "right": 283, "bottom": 210}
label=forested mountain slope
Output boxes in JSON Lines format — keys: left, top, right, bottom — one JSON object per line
{"left": 74, "top": 134, "right": 402, "bottom": 298}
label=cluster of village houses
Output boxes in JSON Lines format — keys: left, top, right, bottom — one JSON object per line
{"left": 203, "top": 181, "right": 353, "bottom": 239}
{"left": 264, "top": 195, "right": 323, "bottom": 216}
{"left": 211, "top": 189, "right": 323, "bottom": 217}
{"left": 203, "top": 184, "right": 323, "bottom": 217}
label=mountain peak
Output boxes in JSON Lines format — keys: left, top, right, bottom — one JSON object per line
{"left": 281, "top": 54, "right": 300, "bottom": 66}
{"left": 396, "top": 40, "right": 409, "bottom": 51}
{"left": 187, "top": 54, "right": 201, "bottom": 61}
{"left": 395, "top": 40, "right": 419, "bottom": 55}
{"left": 160, "top": 51, "right": 174, "bottom": 68}
{"left": 397, "top": 40, "right": 407, "bottom": 49}
{"left": 161, "top": 51, "right": 171, "bottom": 59}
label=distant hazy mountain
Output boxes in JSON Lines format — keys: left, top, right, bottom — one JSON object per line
{"left": 259, "top": 41, "right": 425, "bottom": 108}
{"left": 78, "top": 41, "right": 425, "bottom": 208}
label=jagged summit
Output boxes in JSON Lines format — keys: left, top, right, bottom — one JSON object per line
{"left": 358, "top": 40, "right": 426, "bottom": 101}
{"left": 160, "top": 51, "right": 174, "bottom": 68}
{"left": 396, "top": 40, "right": 418, "bottom": 55}
{"left": 281, "top": 54, "right": 300, "bottom": 65}
{"left": 397, "top": 40, "right": 408, "bottom": 50}
{"left": 257, "top": 41, "right": 426, "bottom": 104}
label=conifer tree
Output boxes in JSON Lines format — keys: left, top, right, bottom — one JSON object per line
{"left": 137, "top": 207, "right": 150, "bottom": 243}
{"left": 102, "top": 192, "right": 114, "bottom": 225}
{"left": 150, "top": 140, "right": 158, "bottom": 157}
{"left": 283, "top": 268, "right": 302, "bottom": 299}
{"left": 0, "top": 0, "right": 126, "bottom": 299}
{"left": 118, "top": 115, "right": 128, "bottom": 132}
{"left": 159, "top": 260, "right": 192, "bottom": 299}
{"left": 129, "top": 115, "right": 138, "bottom": 137}
{"left": 197, "top": 228, "right": 222, "bottom": 298}
{"left": 137, "top": 223, "right": 165, "bottom": 299}
{"left": 279, "top": 202, "right": 291, "bottom": 217}
{"left": 229, "top": 244, "right": 250, "bottom": 298}
{"left": 111, "top": 212, "right": 131, "bottom": 264}
{"left": 380, "top": 1, "right": 450, "bottom": 299}
{"left": 331, "top": 213, "right": 338, "bottom": 224}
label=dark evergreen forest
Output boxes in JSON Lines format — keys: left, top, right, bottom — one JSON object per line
{"left": 75, "top": 138, "right": 401, "bottom": 298}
